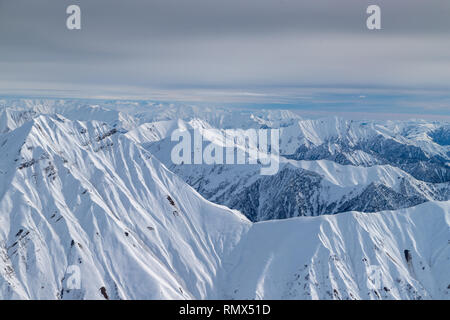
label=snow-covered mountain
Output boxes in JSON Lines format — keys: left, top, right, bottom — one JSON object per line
{"left": 2, "top": 99, "right": 449, "bottom": 221}
{"left": 0, "top": 114, "right": 249, "bottom": 299}
{"left": 280, "top": 117, "right": 450, "bottom": 183}
{"left": 0, "top": 101, "right": 138, "bottom": 132}
{"left": 0, "top": 99, "right": 301, "bottom": 133}
{"left": 127, "top": 117, "right": 450, "bottom": 221}
{"left": 221, "top": 201, "right": 450, "bottom": 300}
{"left": 0, "top": 98, "right": 448, "bottom": 300}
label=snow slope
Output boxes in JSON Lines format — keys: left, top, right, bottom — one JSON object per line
{"left": 0, "top": 115, "right": 249, "bottom": 299}
{"left": 221, "top": 201, "right": 450, "bottom": 300}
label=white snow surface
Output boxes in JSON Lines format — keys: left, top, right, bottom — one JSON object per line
{"left": 222, "top": 201, "right": 449, "bottom": 300}
{"left": 0, "top": 115, "right": 250, "bottom": 299}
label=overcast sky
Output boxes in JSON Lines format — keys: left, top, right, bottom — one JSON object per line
{"left": 0, "top": 0, "right": 449, "bottom": 116}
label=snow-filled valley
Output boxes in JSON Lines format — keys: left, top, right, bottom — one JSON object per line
{"left": 0, "top": 99, "right": 448, "bottom": 300}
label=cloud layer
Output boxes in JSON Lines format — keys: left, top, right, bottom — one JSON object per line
{"left": 0, "top": 0, "right": 449, "bottom": 113}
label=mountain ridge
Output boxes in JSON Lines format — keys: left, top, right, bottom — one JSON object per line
{"left": 0, "top": 100, "right": 448, "bottom": 299}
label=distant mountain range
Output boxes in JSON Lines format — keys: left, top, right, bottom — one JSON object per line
{"left": 126, "top": 115, "right": 450, "bottom": 222}
{"left": 0, "top": 99, "right": 448, "bottom": 299}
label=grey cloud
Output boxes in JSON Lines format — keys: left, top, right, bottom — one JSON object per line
{"left": 0, "top": 0, "right": 449, "bottom": 103}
